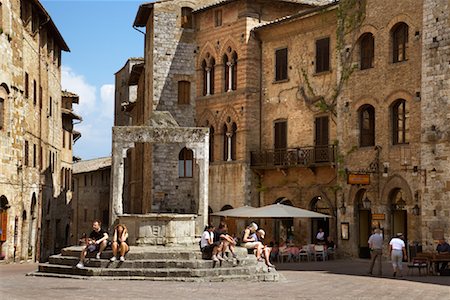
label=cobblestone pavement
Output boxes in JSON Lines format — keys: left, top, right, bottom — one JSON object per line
{"left": 0, "top": 259, "right": 449, "bottom": 300}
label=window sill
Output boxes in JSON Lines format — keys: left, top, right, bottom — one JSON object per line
{"left": 313, "top": 70, "right": 332, "bottom": 76}
{"left": 272, "top": 78, "right": 289, "bottom": 84}
{"left": 391, "top": 59, "right": 408, "bottom": 65}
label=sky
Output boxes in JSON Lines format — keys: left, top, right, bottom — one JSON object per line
{"left": 41, "top": 0, "right": 146, "bottom": 160}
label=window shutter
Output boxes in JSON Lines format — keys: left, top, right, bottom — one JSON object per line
{"left": 274, "top": 121, "right": 287, "bottom": 149}
{"left": 275, "top": 48, "right": 288, "bottom": 81}
{"left": 316, "top": 38, "right": 330, "bottom": 73}
{"left": 315, "top": 116, "right": 329, "bottom": 146}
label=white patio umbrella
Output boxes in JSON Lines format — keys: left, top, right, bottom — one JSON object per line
{"left": 210, "top": 205, "right": 256, "bottom": 217}
{"left": 221, "top": 203, "right": 332, "bottom": 219}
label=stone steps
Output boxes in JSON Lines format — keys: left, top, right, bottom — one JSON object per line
{"left": 48, "top": 254, "right": 255, "bottom": 269}
{"left": 32, "top": 245, "right": 279, "bottom": 282}
{"left": 38, "top": 263, "right": 258, "bottom": 277}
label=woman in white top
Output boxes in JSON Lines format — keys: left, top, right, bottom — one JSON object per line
{"left": 242, "top": 222, "right": 264, "bottom": 261}
{"left": 389, "top": 233, "right": 407, "bottom": 277}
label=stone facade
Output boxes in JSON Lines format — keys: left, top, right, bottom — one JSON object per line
{"left": 116, "top": 0, "right": 450, "bottom": 255}
{"left": 420, "top": 0, "right": 450, "bottom": 251}
{"left": 0, "top": 0, "right": 76, "bottom": 262}
{"left": 254, "top": 4, "right": 339, "bottom": 245}
{"left": 71, "top": 157, "right": 111, "bottom": 245}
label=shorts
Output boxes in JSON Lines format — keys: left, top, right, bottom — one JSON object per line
{"left": 87, "top": 243, "right": 100, "bottom": 253}
{"left": 243, "top": 242, "right": 260, "bottom": 249}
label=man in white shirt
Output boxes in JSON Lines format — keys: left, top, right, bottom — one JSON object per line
{"left": 389, "top": 233, "right": 407, "bottom": 277}
{"left": 316, "top": 228, "right": 325, "bottom": 244}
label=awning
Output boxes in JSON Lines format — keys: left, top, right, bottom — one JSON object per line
{"left": 212, "top": 203, "right": 331, "bottom": 218}
{"left": 210, "top": 205, "right": 256, "bottom": 217}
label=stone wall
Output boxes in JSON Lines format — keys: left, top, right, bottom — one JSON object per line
{"left": 0, "top": 0, "right": 72, "bottom": 262}
{"left": 420, "top": 0, "right": 450, "bottom": 250}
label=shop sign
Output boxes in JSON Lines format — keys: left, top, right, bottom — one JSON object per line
{"left": 347, "top": 173, "right": 370, "bottom": 185}
{"left": 372, "top": 213, "right": 385, "bottom": 220}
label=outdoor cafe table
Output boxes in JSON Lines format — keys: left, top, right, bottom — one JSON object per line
{"left": 416, "top": 253, "right": 450, "bottom": 275}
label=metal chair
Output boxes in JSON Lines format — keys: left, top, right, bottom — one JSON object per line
{"left": 407, "top": 257, "right": 429, "bottom": 276}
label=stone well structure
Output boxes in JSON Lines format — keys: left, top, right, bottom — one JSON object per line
{"left": 110, "top": 111, "right": 209, "bottom": 245}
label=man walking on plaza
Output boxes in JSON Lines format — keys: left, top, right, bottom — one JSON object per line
{"left": 368, "top": 228, "right": 383, "bottom": 276}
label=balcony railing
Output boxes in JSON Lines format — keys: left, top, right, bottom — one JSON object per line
{"left": 250, "top": 145, "right": 336, "bottom": 169}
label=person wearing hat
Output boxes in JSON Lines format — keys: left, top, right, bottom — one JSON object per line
{"left": 389, "top": 233, "right": 407, "bottom": 277}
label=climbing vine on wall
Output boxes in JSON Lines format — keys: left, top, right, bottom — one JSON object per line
{"left": 278, "top": 0, "right": 366, "bottom": 117}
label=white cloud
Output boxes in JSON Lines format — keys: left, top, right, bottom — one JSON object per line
{"left": 61, "top": 65, "right": 96, "bottom": 116}
{"left": 61, "top": 66, "right": 115, "bottom": 160}
{"left": 100, "top": 84, "right": 115, "bottom": 118}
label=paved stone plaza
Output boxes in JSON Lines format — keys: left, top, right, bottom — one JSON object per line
{"left": 1, "top": 260, "right": 449, "bottom": 299}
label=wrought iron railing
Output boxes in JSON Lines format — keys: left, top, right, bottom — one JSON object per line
{"left": 250, "top": 145, "right": 336, "bottom": 168}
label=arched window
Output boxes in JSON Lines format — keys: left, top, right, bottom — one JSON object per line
{"left": 223, "top": 124, "right": 228, "bottom": 161}
{"left": 360, "top": 33, "right": 374, "bottom": 70}
{"left": 181, "top": 7, "right": 193, "bottom": 29}
{"left": 359, "top": 105, "right": 375, "bottom": 147}
{"left": 202, "top": 54, "right": 215, "bottom": 96}
{"left": 392, "top": 22, "right": 408, "bottom": 63}
{"left": 178, "top": 147, "right": 193, "bottom": 178}
{"left": 231, "top": 51, "right": 238, "bottom": 90}
{"left": 392, "top": 99, "right": 408, "bottom": 144}
{"left": 209, "top": 126, "right": 215, "bottom": 162}
{"left": 223, "top": 50, "right": 238, "bottom": 92}
{"left": 231, "top": 122, "right": 237, "bottom": 160}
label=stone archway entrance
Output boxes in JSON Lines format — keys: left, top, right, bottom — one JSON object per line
{"left": 355, "top": 188, "right": 372, "bottom": 259}
{"left": 273, "top": 197, "right": 294, "bottom": 243}
{"left": 390, "top": 188, "right": 408, "bottom": 242}
{"left": 310, "top": 196, "right": 331, "bottom": 243}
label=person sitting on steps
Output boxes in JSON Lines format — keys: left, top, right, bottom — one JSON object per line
{"left": 200, "top": 225, "right": 223, "bottom": 262}
{"left": 76, "top": 220, "right": 109, "bottom": 268}
{"left": 256, "top": 229, "right": 275, "bottom": 268}
{"left": 215, "top": 222, "right": 238, "bottom": 260}
{"left": 242, "top": 222, "right": 263, "bottom": 262}
{"left": 110, "top": 224, "right": 129, "bottom": 262}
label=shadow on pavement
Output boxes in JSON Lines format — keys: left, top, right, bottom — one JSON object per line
{"left": 275, "top": 258, "right": 450, "bottom": 286}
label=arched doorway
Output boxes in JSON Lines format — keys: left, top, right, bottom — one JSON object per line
{"left": 355, "top": 189, "right": 372, "bottom": 258}
{"left": 28, "top": 193, "right": 37, "bottom": 260}
{"left": 274, "top": 198, "right": 294, "bottom": 243}
{"left": 20, "top": 210, "right": 28, "bottom": 259}
{"left": 310, "top": 196, "right": 331, "bottom": 243}
{"left": 390, "top": 188, "right": 407, "bottom": 242}
{"left": 0, "top": 196, "right": 9, "bottom": 259}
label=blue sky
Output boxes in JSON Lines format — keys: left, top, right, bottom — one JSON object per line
{"left": 41, "top": 0, "right": 145, "bottom": 160}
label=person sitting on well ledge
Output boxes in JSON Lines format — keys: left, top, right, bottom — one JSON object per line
{"left": 200, "top": 225, "right": 223, "bottom": 262}
{"left": 76, "top": 220, "right": 109, "bottom": 268}
{"left": 110, "top": 224, "right": 129, "bottom": 262}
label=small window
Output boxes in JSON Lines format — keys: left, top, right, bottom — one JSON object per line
{"left": 316, "top": 37, "right": 330, "bottom": 73}
{"left": 202, "top": 56, "right": 215, "bottom": 96}
{"left": 274, "top": 120, "right": 287, "bottom": 150}
{"left": 25, "top": 73, "right": 29, "bottom": 99}
{"left": 24, "top": 140, "right": 29, "bottom": 166}
{"left": 360, "top": 33, "right": 374, "bottom": 70}
{"left": 33, "top": 80, "right": 37, "bottom": 105}
{"left": 178, "top": 81, "right": 190, "bottom": 104}
{"left": 33, "top": 144, "right": 36, "bottom": 168}
{"left": 359, "top": 105, "right": 375, "bottom": 147}
{"left": 214, "top": 10, "right": 222, "bottom": 27}
{"left": 62, "top": 129, "right": 65, "bottom": 148}
{"left": 178, "top": 147, "right": 193, "bottom": 178}
{"left": 49, "top": 96, "right": 52, "bottom": 117}
{"left": 39, "top": 86, "right": 42, "bottom": 109}
{"left": 181, "top": 7, "right": 193, "bottom": 29}
{"left": 209, "top": 126, "right": 215, "bottom": 162}
{"left": 392, "top": 23, "right": 408, "bottom": 63}
{"left": 392, "top": 99, "right": 408, "bottom": 144}
{"left": 39, "top": 146, "right": 42, "bottom": 170}
{"left": 0, "top": 97, "right": 4, "bottom": 130}
{"left": 275, "top": 48, "right": 288, "bottom": 81}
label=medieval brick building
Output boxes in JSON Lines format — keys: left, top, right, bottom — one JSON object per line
{"left": 0, "top": 0, "right": 79, "bottom": 261}
{"left": 116, "top": 0, "right": 450, "bottom": 257}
